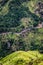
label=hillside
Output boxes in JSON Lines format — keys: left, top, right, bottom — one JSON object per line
{"left": 0, "top": 0, "right": 43, "bottom": 32}
{"left": 0, "top": 51, "right": 43, "bottom": 65}
{"left": 0, "top": 0, "right": 43, "bottom": 57}
{"left": 0, "top": 28, "right": 43, "bottom": 57}
{"left": 0, "top": 0, "right": 43, "bottom": 65}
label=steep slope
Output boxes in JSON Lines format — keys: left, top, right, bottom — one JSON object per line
{"left": 0, "top": 28, "right": 43, "bottom": 57}
{"left": 0, "top": 51, "right": 43, "bottom": 65}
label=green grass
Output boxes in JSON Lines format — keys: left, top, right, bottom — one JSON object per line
{"left": 38, "top": 28, "right": 43, "bottom": 33}
{"left": 0, "top": 51, "right": 43, "bottom": 65}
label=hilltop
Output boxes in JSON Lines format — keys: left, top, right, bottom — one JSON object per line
{"left": 0, "top": 51, "right": 43, "bottom": 65}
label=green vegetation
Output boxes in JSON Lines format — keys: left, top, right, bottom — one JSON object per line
{"left": 0, "top": 28, "right": 43, "bottom": 57}
{"left": 0, "top": 0, "right": 43, "bottom": 65}
{"left": 0, "top": 0, "right": 43, "bottom": 32}
{"left": 0, "top": 51, "right": 43, "bottom": 65}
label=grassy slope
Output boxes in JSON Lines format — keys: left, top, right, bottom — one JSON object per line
{"left": 0, "top": 51, "right": 43, "bottom": 65}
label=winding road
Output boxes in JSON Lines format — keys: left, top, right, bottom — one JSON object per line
{"left": 0, "top": 27, "right": 32, "bottom": 35}
{"left": 0, "top": 26, "right": 43, "bottom": 35}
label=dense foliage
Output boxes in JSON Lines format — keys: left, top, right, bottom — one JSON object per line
{"left": 0, "top": 28, "right": 43, "bottom": 57}
{"left": 0, "top": 0, "right": 43, "bottom": 32}
{"left": 0, "top": 1, "right": 43, "bottom": 65}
